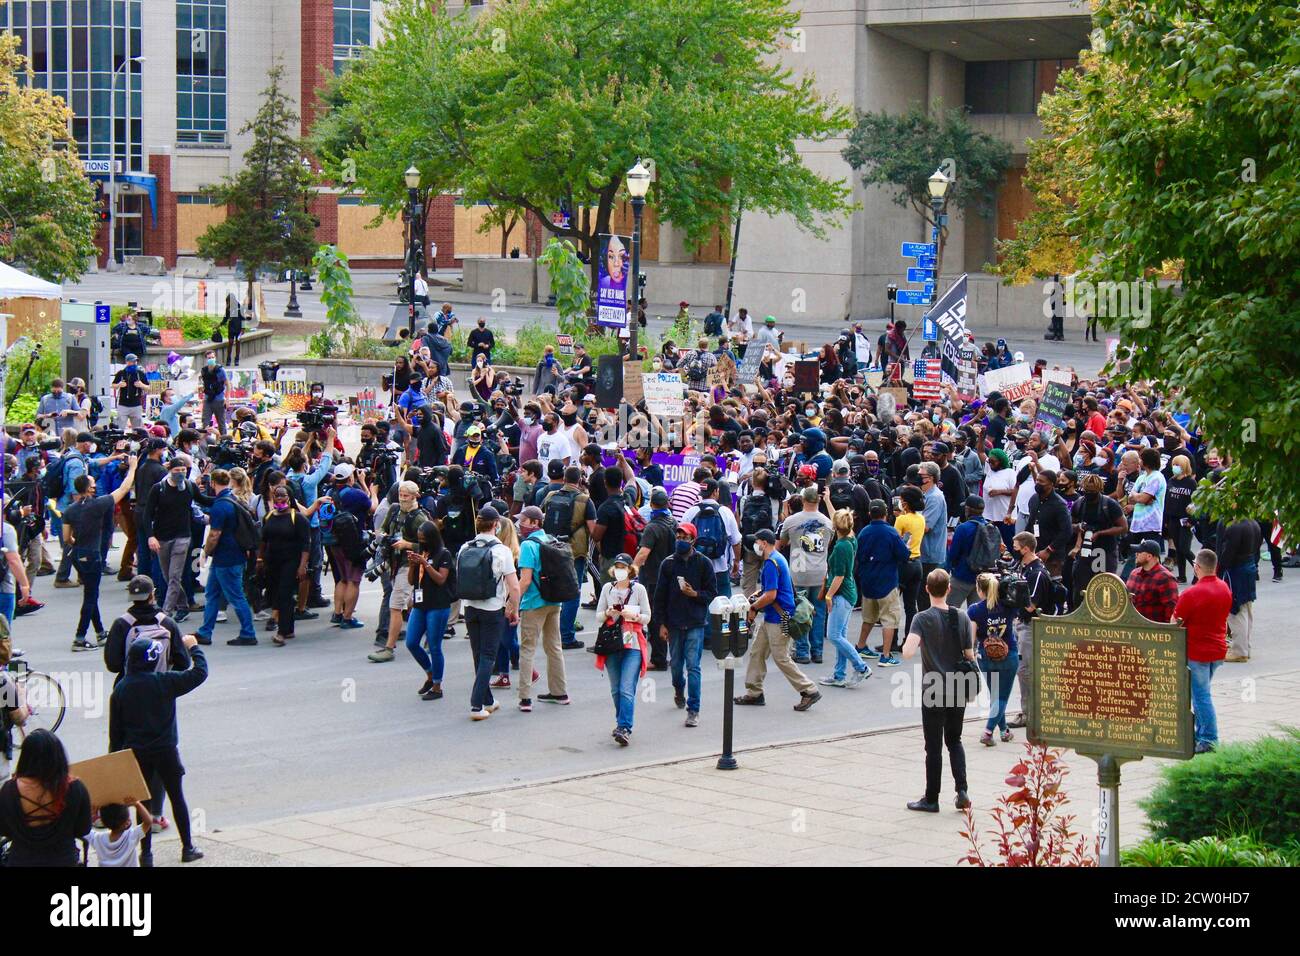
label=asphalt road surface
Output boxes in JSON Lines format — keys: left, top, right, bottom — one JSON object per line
{"left": 20, "top": 541, "right": 1300, "bottom": 829}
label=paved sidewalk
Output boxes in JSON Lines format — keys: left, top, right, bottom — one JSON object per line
{"left": 174, "top": 668, "right": 1298, "bottom": 867}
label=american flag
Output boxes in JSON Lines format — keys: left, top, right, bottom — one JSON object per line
{"left": 912, "top": 358, "right": 942, "bottom": 401}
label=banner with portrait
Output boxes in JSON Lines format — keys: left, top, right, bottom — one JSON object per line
{"left": 596, "top": 233, "right": 631, "bottom": 329}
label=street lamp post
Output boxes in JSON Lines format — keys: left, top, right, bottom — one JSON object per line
{"left": 625, "top": 160, "right": 651, "bottom": 359}
{"left": 285, "top": 157, "right": 312, "bottom": 318}
{"left": 922, "top": 168, "right": 951, "bottom": 356}
{"left": 405, "top": 165, "right": 422, "bottom": 338}
{"left": 107, "top": 55, "right": 145, "bottom": 271}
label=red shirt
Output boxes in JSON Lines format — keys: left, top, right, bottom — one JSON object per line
{"left": 1086, "top": 411, "right": 1108, "bottom": 437}
{"left": 1174, "top": 574, "right": 1233, "bottom": 662}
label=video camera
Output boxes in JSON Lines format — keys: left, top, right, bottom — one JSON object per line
{"left": 92, "top": 428, "right": 140, "bottom": 454}
{"left": 298, "top": 401, "right": 338, "bottom": 435}
{"left": 362, "top": 534, "right": 395, "bottom": 582}
{"left": 997, "top": 555, "right": 1031, "bottom": 610}
{"left": 212, "top": 439, "right": 253, "bottom": 469}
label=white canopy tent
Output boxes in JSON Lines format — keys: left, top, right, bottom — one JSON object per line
{"left": 0, "top": 260, "right": 61, "bottom": 299}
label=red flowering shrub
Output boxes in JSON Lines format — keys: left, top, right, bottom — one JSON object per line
{"left": 960, "top": 744, "right": 1097, "bottom": 867}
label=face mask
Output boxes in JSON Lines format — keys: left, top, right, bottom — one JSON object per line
{"left": 866, "top": 462, "right": 880, "bottom": 475}
{"left": 752, "top": 542, "right": 765, "bottom": 557}
{"left": 170, "top": 472, "right": 186, "bottom": 486}
{"left": 783, "top": 379, "right": 794, "bottom": 390}
{"left": 1207, "top": 459, "right": 1221, "bottom": 469}
{"left": 1073, "top": 453, "right": 1086, "bottom": 467}
{"left": 206, "top": 359, "right": 216, "bottom": 367}
{"left": 1171, "top": 465, "right": 1183, "bottom": 476}
{"left": 478, "top": 322, "right": 485, "bottom": 329}
{"left": 805, "top": 407, "right": 816, "bottom": 417}
{"left": 522, "top": 416, "right": 535, "bottom": 427}
{"left": 613, "top": 568, "right": 629, "bottom": 582}
{"left": 932, "top": 415, "right": 942, "bottom": 425}
{"left": 674, "top": 540, "right": 692, "bottom": 558}
{"left": 273, "top": 501, "right": 290, "bottom": 512}
{"left": 468, "top": 437, "right": 481, "bottom": 447}
{"left": 561, "top": 412, "right": 577, "bottom": 427}
{"left": 1084, "top": 490, "right": 1100, "bottom": 501}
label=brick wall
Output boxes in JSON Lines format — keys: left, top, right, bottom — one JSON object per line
{"left": 427, "top": 193, "right": 460, "bottom": 270}
{"left": 310, "top": 192, "right": 340, "bottom": 248}
{"left": 143, "top": 153, "right": 178, "bottom": 268}
{"left": 300, "top": 0, "right": 334, "bottom": 138}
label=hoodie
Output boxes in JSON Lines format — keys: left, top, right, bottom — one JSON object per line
{"left": 796, "top": 428, "right": 833, "bottom": 481}
{"left": 108, "top": 642, "right": 208, "bottom": 755}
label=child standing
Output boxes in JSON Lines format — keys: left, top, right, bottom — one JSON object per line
{"left": 86, "top": 801, "right": 153, "bottom": 867}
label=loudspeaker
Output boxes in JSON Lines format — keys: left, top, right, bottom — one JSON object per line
{"left": 595, "top": 354, "right": 623, "bottom": 408}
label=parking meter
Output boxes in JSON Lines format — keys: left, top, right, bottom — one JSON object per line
{"left": 709, "top": 596, "right": 731, "bottom": 660}
{"left": 728, "top": 594, "right": 751, "bottom": 658}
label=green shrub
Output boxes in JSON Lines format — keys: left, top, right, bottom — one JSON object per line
{"left": 1122, "top": 834, "right": 1297, "bottom": 867}
{"left": 4, "top": 322, "right": 61, "bottom": 421}
{"left": 1139, "top": 728, "right": 1300, "bottom": 848}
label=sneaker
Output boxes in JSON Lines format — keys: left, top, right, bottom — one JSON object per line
{"left": 368, "top": 647, "right": 395, "bottom": 663}
{"left": 561, "top": 641, "right": 585, "bottom": 650}
{"left": 485, "top": 702, "right": 501, "bottom": 714}
{"left": 181, "top": 846, "right": 205, "bottom": 863}
{"left": 71, "top": 638, "right": 99, "bottom": 652}
{"left": 574, "top": 622, "right": 584, "bottom": 632}
{"left": 792, "top": 656, "right": 812, "bottom": 664}
{"left": 733, "top": 694, "right": 765, "bottom": 706}
{"left": 444, "top": 625, "right": 456, "bottom": 637}
{"left": 307, "top": 596, "right": 332, "bottom": 609}
{"left": 255, "top": 609, "right": 273, "bottom": 620}
{"left": 418, "top": 678, "right": 434, "bottom": 696}
{"left": 674, "top": 693, "right": 686, "bottom": 709}
{"left": 420, "top": 687, "right": 443, "bottom": 701}
{"left": 846, "top": 667, "right": 871, "bottom": 687}
{"left": 95, "top": 632, "right": 108, "bottom": 646}
{"left": 152, "top": 816, "right": 170, "bottom": 834}
{"left": 538, "top": 693, "right": 570, "bottom": 705}
{"left": 226, "top": 637, "right": 258, "bottom": 646}
{"left": 188, "top": 602, "right": 205, "bottom": 613}
{"left": 811, "top": 655, "right": 823, "bottom": 664}
{"left": 1007, "top": 713, "right": 1028, "bottom": 728}
{"left": 980, "top": 731, "right": 995, "bottom": 747}
{"left": 264, "top": 618, "right": 277, "bottom": 632}
{"left": 470, "top": 708, "right": 492, "bottom": 721}
{"left": 519, "top": 699, "right": 533, "bottom": 712}
{"left": 857, "top": 646, "right": 880, "bottom": 660}
{"left": 793, "top": 690, "right": 821, "bottom": 711}
{"left": 613, "top": 727, "right": 630, "bottom": 746}
{"left": 1000, "top": 729, "right": 1014, "bottom": 743}
{"left": 194, "top": 635, "right": 212, "bottom": 646}
{"left": 294, "top": 610, "right": 319, "bottom": 621}
{"left": 906, "top": 799, "right": 940, "bottom": 813}
{"left": 1193, "top": 741, "right": 1216, "bottom": 755}
{"left": 15, "top": 598, "right": 44, "bottom": 615}
{"left": 53, "top": 578, "right": 79, "bottom": 589}
{"left": 877, "top": 655, "right": 902, "bottom": 667}
{"left": 330, "top": 612, "right": 344, "bottom": 625}
{"left": 581, "top": 599, "right": 599, "bottom": 610}
{"left": 173, "top": 608, "right": 190, "bottom": 623}
{"left": 339, "top": 618, "right": 364, "bottom": 630}
{"left": 490, "top": 675, "right": 511, "bottom": 688}
{"left": 819, "top": 675, "right": 848, "bottom": 687}
{"left": 685, "top": 711, "right": 699, "bottom": 728}
{"left": 215, "top": 611, "right": 228, "bottom": 623}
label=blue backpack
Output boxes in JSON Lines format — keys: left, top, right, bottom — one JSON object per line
{"left": 693, "top": 501, "right": 727, "bottom": 561}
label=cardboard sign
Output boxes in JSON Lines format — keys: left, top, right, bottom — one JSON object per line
{"left": 70, "top": 750, "right": 150, "bottom": 807}
{"left": 876, "top": 390, "right": 897, "bottom": 423}
{"left": 881, "top": 386, "right": 910, "bottom": 414}
{"left": 736, "top": 342, "right": 766, "bottom": 385}
{"left": 159, "top": 329, "right": 184, "bottom": 348}
{"left": 1042, "top": 366, "right": 1074, "bottom": 387}
{"left": 643, "top": 372, "right": 685, "bottom": 417}
{"left": 622, "top": 359, "right": 644, "bottom": 406}
{"left": 793, "top": 359, "right": 819, "bottom": 395}
{"left": 556, "top": 334, "right": 574, "bottom": 356}
{"left": 981, "top": 362, "right": 1035, "bottom": 402}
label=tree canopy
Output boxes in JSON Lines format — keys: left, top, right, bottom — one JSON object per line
{"left": 1051, "top": 0, "right": 1300, "bottom": 525}
{"left": 0, "top": 32, "right": 98, "bottom": 282}
{"left": 309, "top": 0, "right": 854, "bottom": 279}
{"left": 198, "top": 64, "right": 317, "bottom": 287}
{"left": 842, "top": 104, "right": 1011, "bottom": 278}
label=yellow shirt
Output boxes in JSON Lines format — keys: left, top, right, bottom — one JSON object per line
{"left": 894, "top": 512, "right": 925, "bottom": 560}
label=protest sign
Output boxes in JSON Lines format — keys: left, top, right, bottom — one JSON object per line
{"left": 70, "top": 751, "right": 151, "bottom": 807}
{"left": 980, "top": 362, "right": 1035, "bottom": 402}
{"left": 643, "top": 372, "right": 685, "bottom": 417}
{"left": 736, "top": 343, "right": 765, "bottom": 386}
{"left": 595, "top": 235, "right": 631, "bottom": 328}
{"left": 1042, "top": 366, "right": 1074, "bottom": 387}
{"left": 1034, "top": 381, "right": 1074, "bottom": 436}
{"left": 793, "top": 360, "right": 819, "bottom": 395}
{"left": 556, "top": 334, "right": 574, "bottom": 356}
{"left": 622, "top": 359, "right": 644, "bottom": 406}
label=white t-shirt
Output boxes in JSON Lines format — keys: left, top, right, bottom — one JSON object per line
{"left": 982, "top": 466, "right": 1018, "bottom": 523}
{"left": 727, "top": 313, "right": 753, "bottom": 339}
{"left": 458, "top": 533, "right": 517, "bottom": 612}
{"left": 536, "top": 429, "right": 575, "bottom": 472}
{"left": 86, "top": 824, "right": 146, "bottom": 867}
{"left": 0, "top": 522, "right": 19, "bottom": 595}
{"left": 1013, "top": 454, "right": 1060, "bottom": 515}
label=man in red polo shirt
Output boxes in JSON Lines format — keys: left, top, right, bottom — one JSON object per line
{"left": 1173, "top": 549, "right": 1233, "bottom": 754}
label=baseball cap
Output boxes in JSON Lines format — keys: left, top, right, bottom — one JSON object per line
{"left": 764, "top": 315, "right": 776, "bottom": 324}
{"left": 754, "top": 529, "right": 778, "bottom": 545}
{"left": 333, "top": 463, "right": 355, "bottom": 481}
{"left": 76, "top": 431, "right": 95, "bottom": 443}
{"left": 932, "top": 441, "right": 950, "bottom": 455}
{"left": 964, "top": 495, "right": 985, "bottom": 512}
{"left": 20, "top": 424, "right": 36, "bottom": 434}
{"left": 125, "top": 353, "right": 138, "bottom": 363}
{"left": 518, "top": 505, "right": 544, "bottom": 523}
{"left": 477, "top": 504, "right": 501, "bottom": 522}
{"left": 677, "top": 522, "right": 698, "bottom": 539}
{"left": 650, "top": 488, "right": 670, "bottom": 507}
{"left": 127, "top": 574, "right": 156, "bottom": 599}
{"left": 1136, "top": 539, "right": 1163, "bottom": 558}
{"left": 832, "top": 461, "right": 850, "bottom": 475}
{"left": 583, "top": 393, "right": 596, "bottom": 403}
{"left": 613, "top": 552, "right": 634, "bottom": 567}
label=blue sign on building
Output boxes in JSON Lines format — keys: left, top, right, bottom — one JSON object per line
{"left": 895, "top": 289, "right": 930, "bottom": 306}
{"left": 901, "top": 242, "right": 937, "bottom": 258}
{"left": 907, "top": 267, "right": 934, "bottom": 284}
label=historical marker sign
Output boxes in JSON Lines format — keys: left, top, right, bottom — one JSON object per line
{"left": 1031, "top": 573, "right": 1193, "bottom": 761}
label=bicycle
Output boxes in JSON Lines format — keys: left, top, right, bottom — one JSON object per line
{"left": 5, "top": 654, "right": 66, "bottom": 736}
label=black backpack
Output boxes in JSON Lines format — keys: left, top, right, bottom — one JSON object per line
{"left": 231, "top": 498, "right": 261, "bottom": 551}
{"left": 41, "top": 451, "right": 82, "bottom": 500}
{"left": 740, "top": 493, "right": 776, "bottom": 550}
{"left": 456, "top": 538, "right": 498, "bottom": 600}
{"left": 828, "top": 478, "right": 856, "bottom": 513}
{"left": 535, "top": 536, "right": 580, "bottom": 603}
{"left": 331, "top": 510, "right": 365, "bottom": 564}
{"left": 968, "top": 520, "right": 1002, "bottom": 573}
{"left": 542, "top": 489, "right": 578, "bottom": 540}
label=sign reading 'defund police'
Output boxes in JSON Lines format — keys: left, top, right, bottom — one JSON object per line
{"left": 1031, "top": 573, "right": 1193, "bottom": 761}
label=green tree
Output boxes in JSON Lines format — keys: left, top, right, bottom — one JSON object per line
{"left": 307, "top": 245, "right": 368, "bottom": 358}
{"left": 1051, "top": 0, "right": 1300, "bottom": 526}
{"left": 198, "top": 63, "right": 317, "bottom": 307}
{"left": 310, "top": 0, "right": 854, "bottom": 288}
{"left": 0, "top": 31, "right": 98, "bottom": 281}
{"left": 842, "top": 104, "right": 1011, "bottom": 279}
{"left": 538, "top": 238, "right": 591, "bottom": 338}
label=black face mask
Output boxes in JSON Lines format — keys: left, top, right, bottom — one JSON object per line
{"left": 1084, "top": 490, "right": 1100, "bottom": 502}
{"left": 561, "top": 412, "right": 577, "bottom": 427}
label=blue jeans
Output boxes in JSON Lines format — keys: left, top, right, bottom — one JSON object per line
{"left": 135, "top": 528, "right": 165, "bottom": 594}
{"left": 465, "top": 606, "right": 504, "bottom": 710}
{"left": 196, "top": 562, "right": 256, "bottom": 640}
{"left": 72, "top": 549, "right": 104, "bottom": 638}
{"left": 980, "top": 652, "right": 1019, "bottom": 733}
{"left": 406, "top": 606, "right": 451, "bottom": 681}
{"left": 1188, "top": 659, "right": 1222, "bottom": 745}
{"left": 714, "top": 571, "right": 732, "bottom": 598}
{"left": 792, "top": 586, "right": 827, "bottom": 659}
{"left": 606, "top": 647, "right": 641, "bottom": 732}
{"left": 668, "top": 625, "right": 706, "bottom": 713}
{"left": 560, "top": 556, "right": 585, "bottom": 643}
{"left": 0, "top": 593, "right": 14, "bottom": 625}
{"left": 495, "top": 621, "right": 520, "bottom": 673}
{"left": 827, "top": 595, "right": 867, "bottom": 680}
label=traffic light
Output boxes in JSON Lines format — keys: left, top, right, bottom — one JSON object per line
{"left": 93, "top": 182, "right": 110, "bottom": 223}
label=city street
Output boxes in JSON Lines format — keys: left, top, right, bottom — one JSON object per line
{"left": 25, "top": 543, "right": 1300, "bottom": 832}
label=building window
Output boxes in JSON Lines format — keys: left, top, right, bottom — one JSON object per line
{"left": 965, "top": 59, "right": 1077, "bottom": 115}
{"left": 2, "top": 1, "right": 143, "bottom": 170}
{"left": 176, "top": 0, "right": 227, "bottom": 144}
{"left": 333, "top": 0, "right": 370, "bottom": 74}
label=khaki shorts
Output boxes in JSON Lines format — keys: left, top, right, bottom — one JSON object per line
{"left": 390, "top": 569, "right": 415, "bottom": 611}
{"left": 861, "top": 590, "right": 903, "bottom": 630}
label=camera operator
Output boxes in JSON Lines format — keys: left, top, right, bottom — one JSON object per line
{"left": 283, "top": 427, "right": 337, "bottom": 615}
{"left": 247, "top": 439, "right": 280, "bottom": 493}
{"left": 1007, "top": 530, "right": 1054, "bottom": 730}
{"left": 143, "top": 455, "right": 215, "bottom": 621}
{"left": 129, "top": 437, "right": 170, "bottom": 590}
{"left": 358, "top": 421, "right": 401, "bottom": 493}
{"left": 451, "top": 423, "right": 499, "bottom": 487}
{"left": 367, "top": 481, "right": 432, "bottom": 663}
{"left": 1068, "top": 472, "right": 1128, "bottom": 604}
{"left": 7, "top": 455, "right": 49, "bottom": 595}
